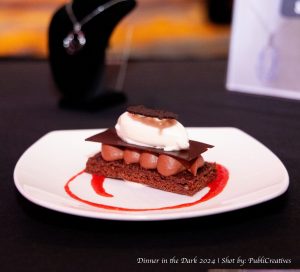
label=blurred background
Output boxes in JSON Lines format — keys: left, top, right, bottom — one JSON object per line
{"left": 0, "top": 0, "right": 232, "bottom": 60}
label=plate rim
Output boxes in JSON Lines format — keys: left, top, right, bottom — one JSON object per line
{"left": 13, "top": 127, "right": 289, "bottom": 221}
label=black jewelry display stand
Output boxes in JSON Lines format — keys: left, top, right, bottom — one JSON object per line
{"left": 48, "top": 0, "right": 136, "bottom": 111}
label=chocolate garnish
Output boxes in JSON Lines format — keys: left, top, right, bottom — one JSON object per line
{"left": 85, "top": 128, "right": 213, "bottom": 162}
{"left": 127, "top": 105, "right": 178, "bottom": 120}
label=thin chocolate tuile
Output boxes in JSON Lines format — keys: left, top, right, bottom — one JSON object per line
{"left": 127, "top": 105, "right": 178, "bottom": 120}
{"left": 86, "top": 128, "right": 213, "bottom": 162}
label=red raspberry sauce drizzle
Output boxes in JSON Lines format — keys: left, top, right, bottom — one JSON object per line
{"left": 91, "top": 175, "right": 113, "bottom": 198}
{"left": 64, "top": 164, "right": 229, "bottom": 211}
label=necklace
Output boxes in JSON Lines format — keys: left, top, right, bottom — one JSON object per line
{"left": 250, "top": 2, "right": 282, "bottom": 83}
{"left": 63, "top": 0, "right": 128, "bottom": 55}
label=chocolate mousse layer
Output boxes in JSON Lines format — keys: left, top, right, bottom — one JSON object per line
{"left": 100, "top": 144, "right": 205, "bottom": 177}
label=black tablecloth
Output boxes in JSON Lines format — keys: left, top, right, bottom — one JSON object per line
{"left": 1, "top": 60, "right": 299, "bottom": 271}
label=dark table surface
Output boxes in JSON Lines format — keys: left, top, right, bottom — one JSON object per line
{"left": 1, "top": 59, "right": 299, "bottom": 271}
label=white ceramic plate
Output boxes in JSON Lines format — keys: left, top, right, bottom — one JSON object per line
{"left": 14, "top": 128, "right": 289, "bottom": 221}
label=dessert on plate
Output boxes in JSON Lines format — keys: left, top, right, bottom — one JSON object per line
{"left": 85, "top": 105, "right": 217, "bottom": 196}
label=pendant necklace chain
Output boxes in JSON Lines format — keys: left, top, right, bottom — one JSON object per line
{"left": 249, "top": 2, "right": 283, "bottom": 83}
{"left": 63, "top": 0, "right": 127, "bottom": 55}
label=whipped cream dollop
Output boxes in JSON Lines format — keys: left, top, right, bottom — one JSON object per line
{"left": 115, "top": 112, "right": 189, "bottom": 151}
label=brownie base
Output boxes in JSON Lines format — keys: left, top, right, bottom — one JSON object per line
{"left": 85, "top": 153, "right": 217, "bottom": 196}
